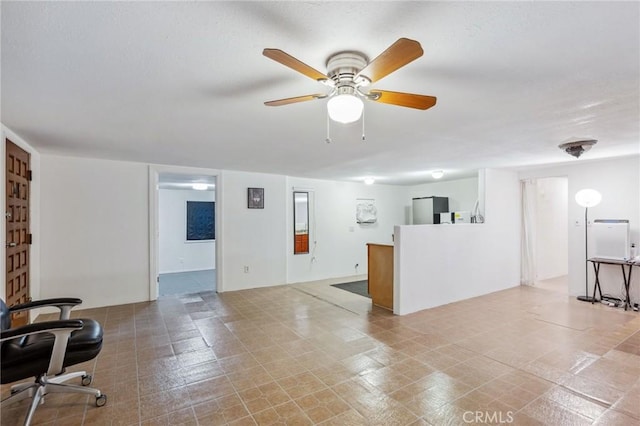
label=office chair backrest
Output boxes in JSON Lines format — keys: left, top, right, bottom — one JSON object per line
{"left": 0, "top": 299, "right": 10, "bottom": 331}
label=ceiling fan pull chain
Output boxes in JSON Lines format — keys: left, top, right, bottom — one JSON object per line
{"left": 362, "top": 107, "right": 366, "bottom": 141}
{"left": 325, "top": 110, "right": 332, "bottom": 144}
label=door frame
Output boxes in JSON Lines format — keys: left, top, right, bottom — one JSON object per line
{"left": 148, "top": 164, "right": 223, "bottom": 300}
{"left": 521, "top": 175, "right": 569, "bottom": 290}
{"left": 1, "top": 127, "right": 41, "bottom": 312}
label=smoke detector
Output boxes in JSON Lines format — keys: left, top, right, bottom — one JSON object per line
{"left": 558, "top": 139, "right": 597, "bottom": 158}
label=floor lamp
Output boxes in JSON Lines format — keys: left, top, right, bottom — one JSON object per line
{"left": 575, "top": 188, "right": 602, "bottom": 302}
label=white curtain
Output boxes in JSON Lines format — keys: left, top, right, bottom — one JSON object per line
{"left": 521, "top": 179, "right": 537, "bottom": 286}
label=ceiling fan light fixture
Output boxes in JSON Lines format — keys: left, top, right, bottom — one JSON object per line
{"left": 431, "top": 170, "right": 444, "bottom": 179}
{"left": 327, "top": 94, "right": 363, "bottom": 124}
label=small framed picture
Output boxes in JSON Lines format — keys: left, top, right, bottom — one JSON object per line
{"left": 248, "top": 188, "right": 264, "bottom": 209}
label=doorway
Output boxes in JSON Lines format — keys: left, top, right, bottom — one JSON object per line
{"left": 148, "top": 165, "right": 222, "bottom": 300}
{"left": 5, "top": 139, "right": 31, "bottom": 326}
{"left": 158, "top": 178, "right": 216, "bottom": 296}
{"left": 522, "top": 177, "right": 569, "bottom": 294}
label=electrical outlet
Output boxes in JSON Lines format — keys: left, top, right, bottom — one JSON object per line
{"left": 243, "top": 266, "right": 249, "bottom": 273}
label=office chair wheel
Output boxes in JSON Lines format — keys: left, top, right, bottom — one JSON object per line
{"left": 81, "top": 374, "right": 92, "bottom": 386}
{"left": 95, "top": 394, "right": 107, "bottom": 407}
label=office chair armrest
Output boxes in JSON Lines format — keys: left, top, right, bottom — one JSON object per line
{"left": 9, "top": 298, "right": 83, "bottom": 320}
{"left": 0, "top": 319, "right": 83, "bottom": 342}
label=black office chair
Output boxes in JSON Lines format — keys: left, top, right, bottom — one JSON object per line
{"left": 1, "top": 298, "right": 107, "bottom": 425}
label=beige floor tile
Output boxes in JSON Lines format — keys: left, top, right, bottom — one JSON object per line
{"left": 521, "top": 396, "right": 593, "bottom": 426}
{"left": 593, "top": 409, "right": 640, "bottom": 425}
{"left": 543, "top": 386, "right": 608, "bottom": 420}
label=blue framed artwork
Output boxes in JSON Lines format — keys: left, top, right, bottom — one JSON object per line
{"left": 186, "top": 201, "right": 215, "bottom": 241}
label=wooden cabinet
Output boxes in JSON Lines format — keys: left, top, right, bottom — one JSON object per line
{"left": 367, "top": 243, "right": 393, "bottom": 311}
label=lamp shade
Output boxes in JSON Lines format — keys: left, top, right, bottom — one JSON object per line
{"left": 327, "top": 94, "right": 363, "bottom": 124}
{"left": 575, "top": 189, "right": 602, "bottom": 207}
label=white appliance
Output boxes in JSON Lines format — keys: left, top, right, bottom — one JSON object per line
{"left": 439, "top": 212, "right": 453, "bottom": 224}
{"left": 439, "top": 211, "right": 471, "bottom": 224}
{"left": 452, "top": 211, "right": 471, "bottom": 224}
{"left": 412, "top": 196, "right": 449, "bottom": 224}
{"left": 592, "top": 220, "right": 630, "bottom": 260}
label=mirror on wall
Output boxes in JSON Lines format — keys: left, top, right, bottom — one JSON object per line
{"left": 294, "top": 191, "right": 309, "bottom": 254}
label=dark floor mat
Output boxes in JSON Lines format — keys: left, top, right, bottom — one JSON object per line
{"left": 331, "top": 280, "right": 370, "bottom": 298}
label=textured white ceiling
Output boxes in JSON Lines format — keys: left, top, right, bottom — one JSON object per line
{"left": 2, "top": 1, "right": 638, "bottom": 185}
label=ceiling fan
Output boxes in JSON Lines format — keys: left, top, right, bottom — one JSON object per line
{"left": 263, "top": 38, "right": 437, "bottom": 124}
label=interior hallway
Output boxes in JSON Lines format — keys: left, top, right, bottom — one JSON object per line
{"left": 2, "top": 283, "right": 639, "bottom": 425}
{"left": 159, "top": 269, "right": 217, "bottom": 296}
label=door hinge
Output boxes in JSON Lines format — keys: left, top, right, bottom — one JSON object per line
{"left": 27, "top": 234, "right": 33, "bottom": 245}
{"left": 27, "top": 170, "right": 33, "bottom": 181}
{"left": 156, "top": 276, "right": 160, "bottom": 283}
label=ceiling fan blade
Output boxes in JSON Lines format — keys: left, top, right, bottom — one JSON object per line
{"left": 263, "top": 49, "right": 329, "bottom": 82}
{"left": 264, "top": 94, "right": 326, "bottom": 106}
{"left": 356, "top": 38, "right": 424, "bottom": 83}
{"left": 368, "top": 90, "right": 437, "bottom": 110}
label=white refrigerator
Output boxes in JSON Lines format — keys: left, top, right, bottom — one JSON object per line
{"left": 412, "top": 196, "right": 449, "bottom": 224}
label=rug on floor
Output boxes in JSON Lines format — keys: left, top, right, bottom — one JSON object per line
{"left": 331, "top": 280, "right": 370, "bottom": 298}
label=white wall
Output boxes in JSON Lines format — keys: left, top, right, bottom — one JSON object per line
{"left": 159, "top": 189, "right": 215, "bottom": 273}
{"left": 286, "top": 177, "right": 406, "bottom": 284}
{"left": 32, "top": 148, "right": 637, "bottom": 313}
{"left": 535, "top": 177, "right": 568, "bottom": 281}
{"left": 36, "top": 154, "right": 407, "bottom": 301}
{"left": 519, "top": 156, "right": 640, "bottom": 302}
{"left": 40, "top": 155, "right": 150, "bottom": 309}
{"left": 220, "top": 170, "right": 287, "bottom": 291}
{"left": 1, "top": 125, "right": 41, "bottom": 309}
{"left": 394, "top": 169, "right": 521, "bottom": 315}
{"left": 406, "top": 177, "right": 479, "bottom": 223}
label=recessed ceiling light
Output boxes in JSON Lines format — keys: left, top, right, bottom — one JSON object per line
{"left": 431, "top": 170, "right": 444, "bottom": 179}
{"left": 364, "top": 177, "right": 375, "bottom": 185}
{"left": 192, "top": 183, "right": 208, "bottom": 190}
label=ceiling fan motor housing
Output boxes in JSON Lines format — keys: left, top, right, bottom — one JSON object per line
{"left": 326, "top": 52, "right": 369, "bottom": 88}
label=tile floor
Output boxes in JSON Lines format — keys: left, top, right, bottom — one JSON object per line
{"left": 2, "top": 281, "right": 640, "bottom": 425}
{"left": 534, "top": 275, "right": 568, "bottom": 295}
{"left": 159, "top": 270, "right": 216, "bottom": 296}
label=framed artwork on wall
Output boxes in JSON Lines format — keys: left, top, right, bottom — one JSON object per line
{"left": 248, "top": 187, "right": 264, "bottom": 209}
{"left": 356, "top": 198, "right": 377, "bottom": 224}
{"left": 186, "top": 201, "right": 215, "bottom": 240}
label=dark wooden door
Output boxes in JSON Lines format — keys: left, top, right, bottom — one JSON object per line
{"left": 5, "top": 139, "right": 31, "bottom": 326}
